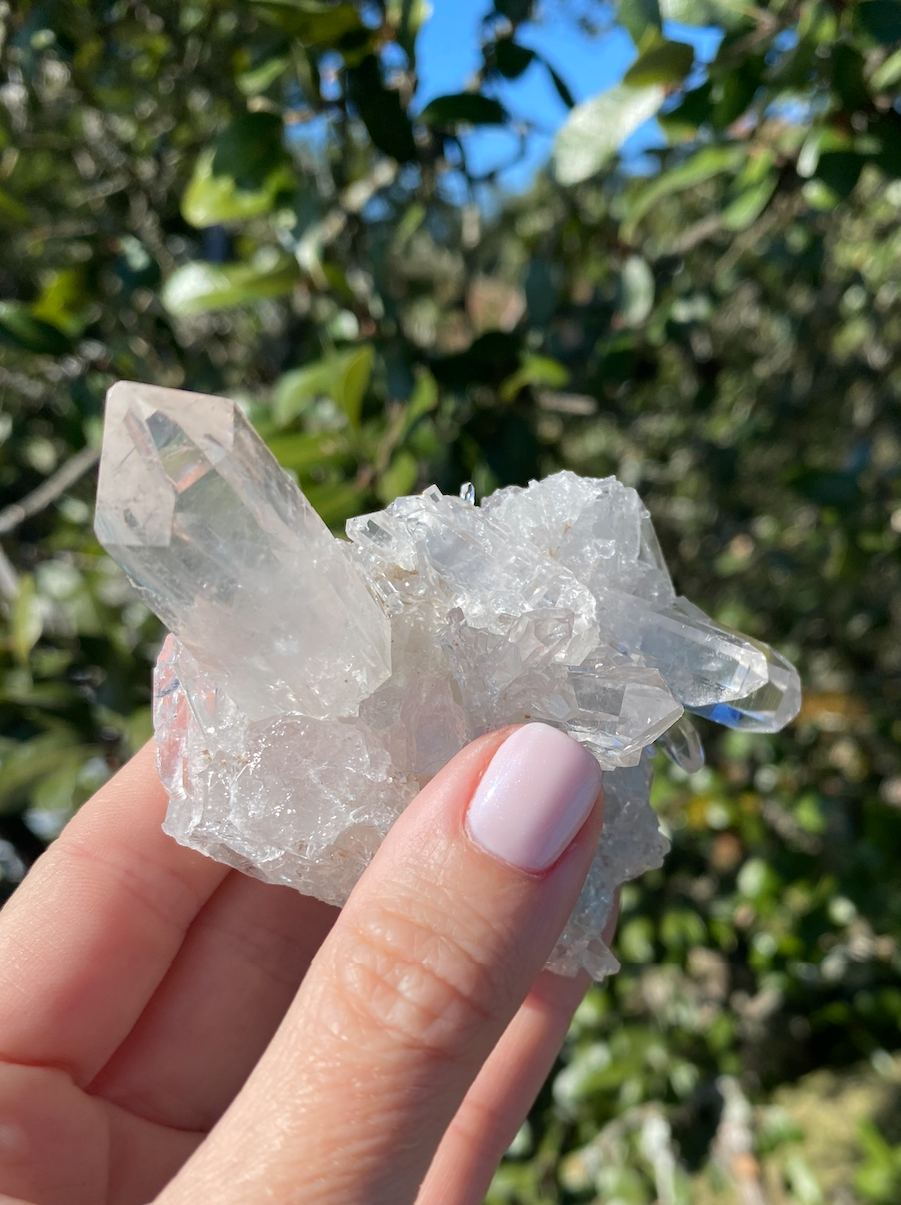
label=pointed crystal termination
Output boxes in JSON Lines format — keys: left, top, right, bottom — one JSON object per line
{"left": 658, "top": 714, "right": 705, "bottom": 773}
{"left": 689, "top": 643, "right": 801, "bottom": 733}
{"left": 94, "top": 381, "right": 391, "bottom": 720}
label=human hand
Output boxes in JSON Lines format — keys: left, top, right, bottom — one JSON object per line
{"left": 0, "top": 722, "right": 612, "bottom": 1205}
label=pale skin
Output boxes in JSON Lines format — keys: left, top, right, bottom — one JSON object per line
{"left": 0, "top": 730, "right": 613, "bottom": 1205}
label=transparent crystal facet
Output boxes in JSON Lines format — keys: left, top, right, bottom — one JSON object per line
{"left": 95, "top": 383, "right": 802, "bottom": 981}
{"left": 688, "top": 644, "right": 803, "bottom": 732}
{"left": 95, "top": 381, "right": 391, "bottom": 720}
{"left": 657, "top": 714, "right": 706, "bottom": 773}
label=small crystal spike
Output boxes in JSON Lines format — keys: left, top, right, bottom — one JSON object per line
{"left": 459, "top": 481, "right": 476, "bottom": 505}
{"left": 658, "top": 713, "right": 705, "bottom": 772}
{"left": 95, "top": 381, "right": 391, "bottom": 720}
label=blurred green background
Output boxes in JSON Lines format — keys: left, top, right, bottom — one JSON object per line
{"left": 2, "top": 0, "right": 901, "bottom": 1201}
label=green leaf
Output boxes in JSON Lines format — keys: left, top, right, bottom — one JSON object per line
{"left": 30, "top": 750, "right": 88, "bottom": 813}
{"left": 624, "top": 144, "right": 746, "bottom": 237}
{"left": 30, "top": 268, "right": 90, "bottom": 337}
{"left": 10, "top": 575, "right": 42, "bottom": 666}
{"left": 161, "top": 252, "right": 299, "bottom": 316}
{"left": 500, "top": 354, "right": 569, "bottom": 401}
{"left": 304, "top": 479, "right": 368, "bottom": 528}
{"left": 859, "top": 1121, "right": 898, "bottom": 1164}
{"left": 660, "top": 906, "right": 707, "bottom": 949}
{"left": 783, "top": 1153, "right": 824, "bottom": 1205}
{"left": 0, "top": 186, "right": 29, "bottom": 225}
{"left": 211, "top": 111, "right": 287, "bottom": 191}
{"left": 182, "top": 150, "right": 295, "bottom": 227}
{"left": 801, "top": 178, "right": 840, "bottom": 210}
{"left": 831, "top": 43, "right": 870, "bottom": 112}
{"left": 619, "top": 915, "right": 656, "bottom": 962}
{"left": 272, "top": 346, "right": 372, "bottom": 430}
{"left": 721, "top": 171, "right": 778, "bottom": 229}
{"left": 332, "top": 344, "right": 374, "bottom": 430}
{"left": 266, "top": 430, "right": 351, "bottom": 474}
{"left": 346, "top": 55, "right": 417, "bottom": 162}
{"left": 619, "top": 255, "right": 655, "bottom": 326}
{"left": 553, "top": 84, "right": 665, "bottom": 185}
{"left": 797, "top": 127, "right": 849, "bottom": 178}
{"left": 0, "top": 302, "right": 72, "bottom": 355}
{"left": 249, "top": 0, "right": 364, "bottom": 45}
{"left": 659, "top": 80, "right": 712, "bottom": 139}
{"left": 659, "top": 0, "right": 748, "bottom": 27}
{"left": 419, "top": 93, "right": 508, "bottom": 126}
{"left": 710, "top": 52, "right": 766, "bottom": 129}
{"left": 124, "top": 707, "right": 154, "bottom": 755}
{"left": 857, "top": 0, "right": 901, "bottom": 44}
{"left": 401, "top": 370, "right": 439, "bottom": 438}
{"left": 869, "top": 113, "right": 901, "bottom": 175}
{"left": 272, "top": 362, "right": 335, "bottom": 426}
{"left": 237, "top": 55, "right": 291, "bottom": 96}
{"left": 544, "top": 61, "right": 576, "bottom": 108}
{"left": 871, "top": 45, "right": 901, "bottom": 89}
{"left": 623, "top": 40, "right": 695, "bottom": 86}
{"left": 0, "top": 730, "right": 82, "bottom": 813}
{"left": 377, "top": 449, "right": 418, "bottom": 503}
{"left": 618, "top": 0, "right": 663, "bottom": 47}
{"left": 495, "top": 38, "right": 535, "bottom": 79}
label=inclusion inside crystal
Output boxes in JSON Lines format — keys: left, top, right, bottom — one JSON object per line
{"left": 95, "top": 381, "right": 802, "bottom": 982}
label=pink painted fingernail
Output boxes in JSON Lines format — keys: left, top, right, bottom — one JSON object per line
{"left": 466, "top": 723, "right": 602, "bottom": 873}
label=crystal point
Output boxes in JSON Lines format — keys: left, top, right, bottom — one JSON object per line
{"left": 95, "top": 381, "right": 392, "bottom": 720}
{"left": 658, "top": 714, "right": 705, "bottom": 773}
{"left": 689, "top": 643, "right": 801, "bottom": 732}
{"left": 95, "top": 383, "right": 801, "bottom": 982}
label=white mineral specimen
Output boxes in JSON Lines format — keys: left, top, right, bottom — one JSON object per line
{"left": 95, "top": 382, "right": 802, "bottom": 980}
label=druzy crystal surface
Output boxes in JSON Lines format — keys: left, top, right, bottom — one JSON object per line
{"left": 95, "top": 382, "right": 801, "bottom": 980}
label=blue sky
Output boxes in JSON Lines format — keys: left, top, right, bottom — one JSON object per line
{"left": 414, "top": 2, "right": 722, "bottom": 190}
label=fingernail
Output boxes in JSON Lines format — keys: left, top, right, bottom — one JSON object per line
{"left": 466, "top": 723, "right": 602, "bottom": 873}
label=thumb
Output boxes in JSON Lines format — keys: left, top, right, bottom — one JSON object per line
{"left": 158, "top": 723, "right": 603, "bottom": 1205}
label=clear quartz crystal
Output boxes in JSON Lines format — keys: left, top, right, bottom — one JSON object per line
{"left": 95, "top": 382, "right": 802, "bottom": 981}
{"left": 657, "top": 713, "right": 706, "bottom": 773}
{"left": 94, "top": 381, "right": 391, "bottom": 720}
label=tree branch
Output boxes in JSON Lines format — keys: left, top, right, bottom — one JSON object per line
{"left": 0, "top": 443, "right": 100, "bottom": 537}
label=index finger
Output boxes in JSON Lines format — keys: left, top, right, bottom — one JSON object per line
{"left": 0, "top": 742, "right": 228, "bottom": 1084}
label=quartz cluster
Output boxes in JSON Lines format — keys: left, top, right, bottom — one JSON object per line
{"left": 95, "top": 381, "right": 801, "bottom": 980}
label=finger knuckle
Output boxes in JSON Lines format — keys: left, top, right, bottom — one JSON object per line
{"left": 333, "top": 889, "right": 507, "bottom": 1065}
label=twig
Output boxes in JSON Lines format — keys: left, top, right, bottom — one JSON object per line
{"left": 712, "top": 1076, "right": 770, "bottom": 1205}
{"left": 0, "top": 443, "right": 100, "bottom": 537}
{"left": 714, "top": 205, "right": 784, "bottom": 277}
{"left": 668, "top": 214, "right": 723, "bottom": 256}
{"left": 295, "top": 161, "right": 398, "bottom": 288}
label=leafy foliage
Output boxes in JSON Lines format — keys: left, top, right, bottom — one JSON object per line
{"left": 2, "top": 0, "right": 901, "bottom": 1199}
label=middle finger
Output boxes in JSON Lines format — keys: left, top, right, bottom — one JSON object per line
{"left": 90, "top": 871, "right": 337, "bottom": 1130}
